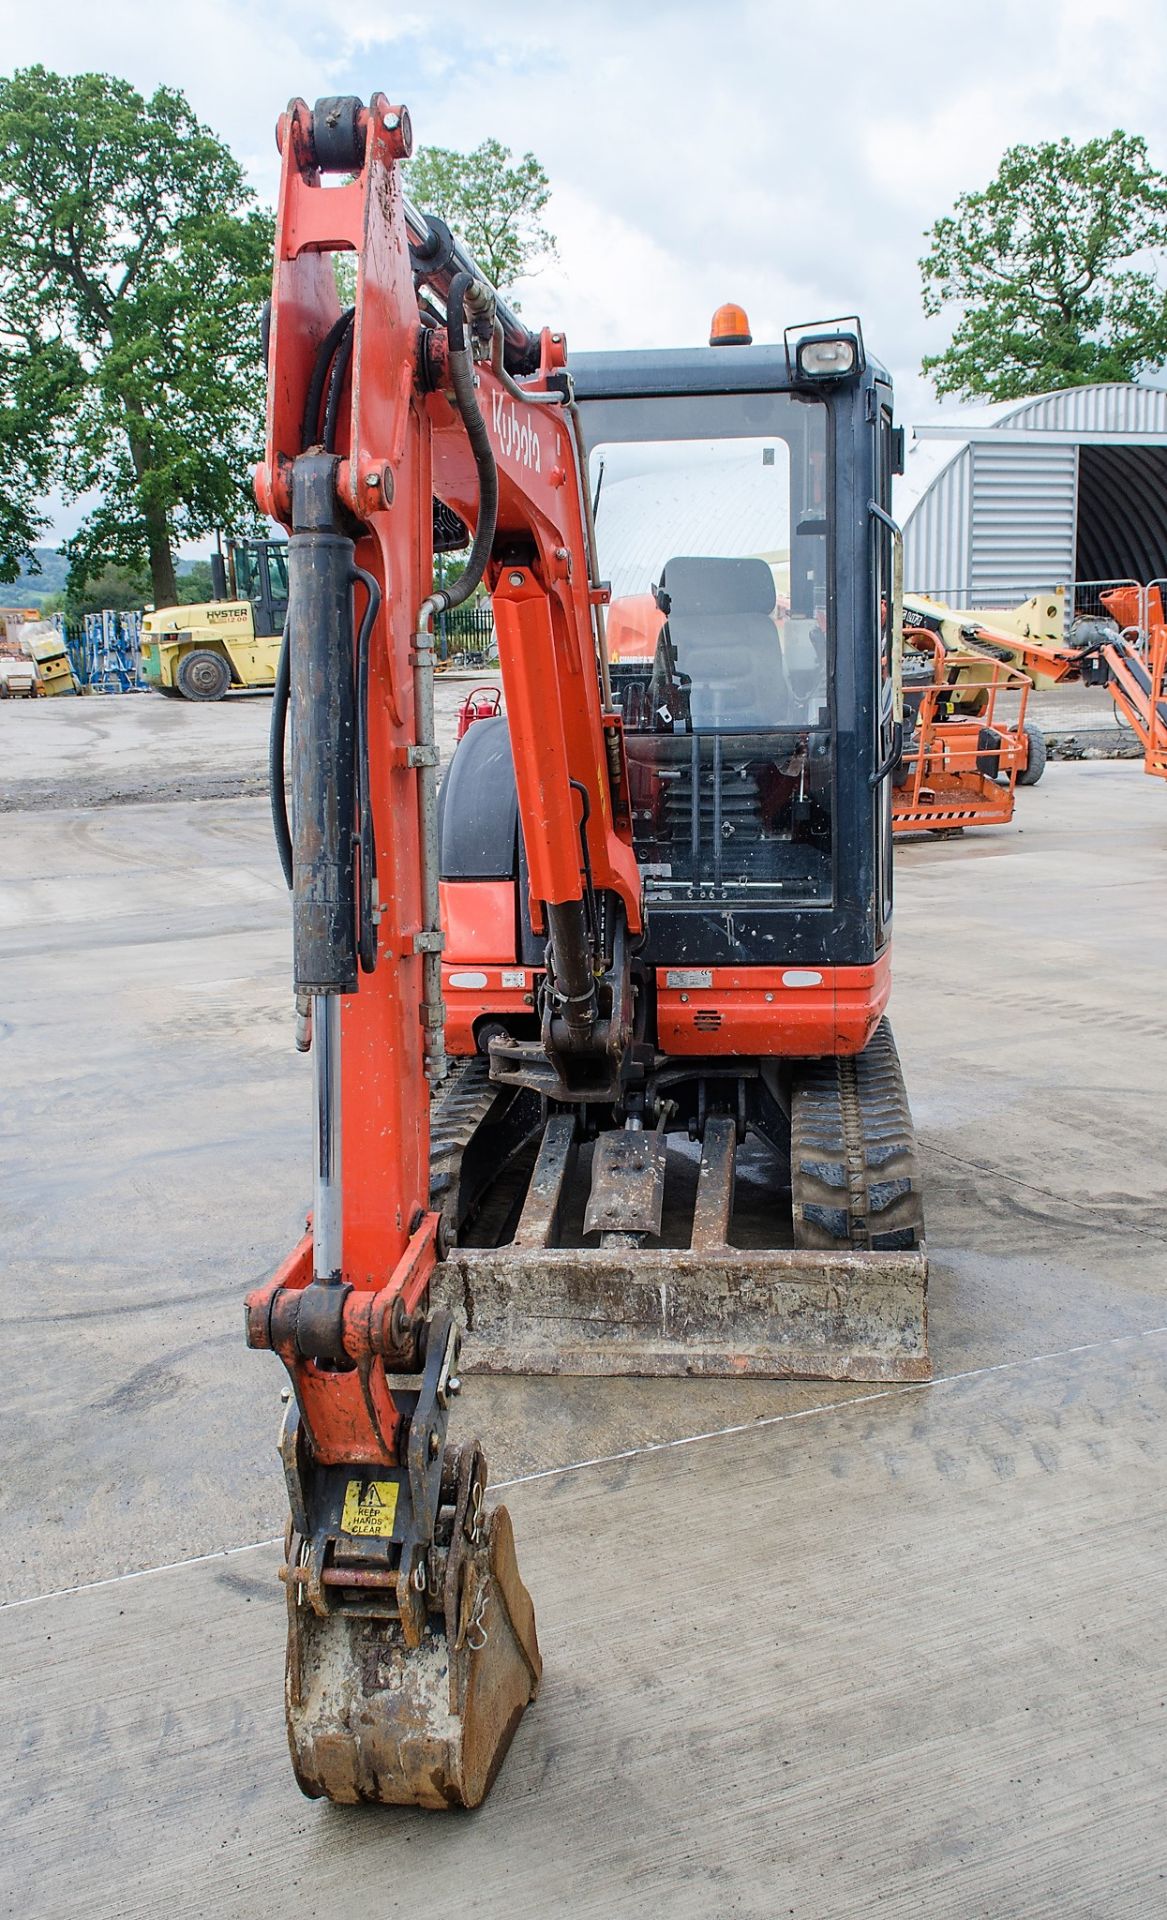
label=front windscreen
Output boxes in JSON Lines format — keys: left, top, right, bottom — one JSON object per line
{"left": 587, "top": 392, "right": 831, "bottom": 908}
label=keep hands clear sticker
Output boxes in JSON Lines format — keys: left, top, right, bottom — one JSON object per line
{"left": 341, "top": 1478, "right": 400, "bottom": 1537}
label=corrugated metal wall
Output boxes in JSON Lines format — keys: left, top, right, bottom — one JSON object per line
{"left": 1002, "top": 385, "right": 1167, "bottom": 435}
{"left": 1076, "top": 445, "right": 1167, "bottom": 581}
{"left": 968, "top": 441, "right": 1079, "bottom": 600}
{"left": 902, "top": 444, "right": 971, "bottom": 596}
{"left": 902, "top": 384, "right": 1167, "bottom": 600}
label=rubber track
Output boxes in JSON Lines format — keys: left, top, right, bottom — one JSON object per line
{"left": 429, "top": 1057, "right": 498, "bottom": 1218}
{"left": 790, "top": 1018, "right": 925, "bottom": 1251}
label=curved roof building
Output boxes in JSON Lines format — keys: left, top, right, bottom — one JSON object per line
{"left": 896, "top": 382, "right": 1167, "bottom": 605}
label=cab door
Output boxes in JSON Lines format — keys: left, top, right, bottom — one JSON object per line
{"left": 259, "top": 543, "right": 290, "bottom": 636}
{"left": 873, "top": 399, "right": 900, "bottom": 938}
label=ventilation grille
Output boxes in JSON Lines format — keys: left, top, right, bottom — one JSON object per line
{"left": 693, "top": 1010, "right": 723, "bottom": 1031}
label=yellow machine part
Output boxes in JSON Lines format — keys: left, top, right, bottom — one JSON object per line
{"left": 23, "top": 633, "right": 76, "bottom": 695}
{"left": 140, "top": 600, "right": 281, "bottom": 693}
{"left": 904, "top": 589, "right": 1068, "bottom": 694}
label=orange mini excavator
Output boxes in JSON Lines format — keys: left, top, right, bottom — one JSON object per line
{"left": 246, "top": 92, "right": 927, "bottom": 1809}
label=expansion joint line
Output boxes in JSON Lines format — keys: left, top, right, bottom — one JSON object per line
{"left": 4, "top": 1323, "right": 1166, "bottom": 1613}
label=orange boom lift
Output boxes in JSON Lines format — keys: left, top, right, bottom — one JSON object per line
{"left": 1091, "top": 586, "right": 1167, "bottom": 780}
{"left": 900, "top": 587, "right": 1167, "bottom": 789}
{"left": 247, "top": 92, "right": 928, "bottom": 1808}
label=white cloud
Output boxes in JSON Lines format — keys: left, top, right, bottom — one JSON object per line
{"left": 6, "top": 0, "right": 1167, "bottom": 541}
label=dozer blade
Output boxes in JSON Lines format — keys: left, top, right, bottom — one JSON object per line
{"left": 431, "top": 1026, "right": 929, "bottom": 1382}
{"left": 285, "top": 1504, "right": 541, "bottom": 1809}
{"left": 436, "top": 1243, "right": 927, "bottom": 1380}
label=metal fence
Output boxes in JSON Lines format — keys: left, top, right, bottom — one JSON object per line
{"left": 436, "top": 601, "right": 495, "bottom": 669}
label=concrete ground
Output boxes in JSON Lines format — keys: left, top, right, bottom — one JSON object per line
{"left": 1, "top": 697, "right": 1165, "bottom": 1916}
{"left": 0, "top": 672, "right": 498, "bottom": 811}
{"left": 0, "top": 674, "right": 1140, "bottom": 815}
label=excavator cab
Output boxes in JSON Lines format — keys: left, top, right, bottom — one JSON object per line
{"left": 573, "top": 346, "right": 880, "bottom": 951}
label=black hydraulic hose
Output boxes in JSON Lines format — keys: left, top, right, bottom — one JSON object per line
{"left": 271, "top": 308, "right": 358, "bottom": 891}
{"left": 300, "top": 308, "right": 354, "bottom": 452}
{"left": 323, "top": 321, "right": 355, "bottom": 455}
{"left": 569, "top": 777, "right": 601, "bottom": 965}
{"left": 270, "top": 617, "right": 293, "bottom": 888}
{"left": 352, "top": 565, "right": 382, "bottom": 972}
{"left": 405, "top": 201, "right": 539, "bottom": 373}
{"left": 438, "top": 271, "right": 498, "bottom": 613}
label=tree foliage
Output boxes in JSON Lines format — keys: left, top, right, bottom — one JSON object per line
{"left": 176, "top": 559, "right": 217, "bottom": 604}
{"left": 0, "top": 67, "right": 273, "bottom": 604}
{"left": 0, "top": 339, "right": 81, "bottom": 582}
{"left": 407, "top": 138, "right": 555, "bottom": 295}
{"left": 43, "top": 561, "right": 151, "bottom": 622}
{"left": 920, "top": 131, "right": 1167, "bottom": 401}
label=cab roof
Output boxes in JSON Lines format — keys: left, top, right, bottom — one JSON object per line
{"left": 567, "top": 341, "right": 890, "bottom": 400}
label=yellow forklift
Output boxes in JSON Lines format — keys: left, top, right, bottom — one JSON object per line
{"left": 140, "top": 538, "right": 288, "bottom": 700}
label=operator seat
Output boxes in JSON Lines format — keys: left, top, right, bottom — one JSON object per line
{"left": 654, "top": 555, "right": 793, "bottom": 729}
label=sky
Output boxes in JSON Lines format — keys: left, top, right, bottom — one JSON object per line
{"left": 4, "top": 0, "right": 1167, "bottom": 543}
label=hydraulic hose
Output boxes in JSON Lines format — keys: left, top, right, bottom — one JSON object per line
{"left": 489, "top": 318, "right": 558, "bottom": 409}
{"left": 300, "top": 308, "right": 354, "bottom": 452}
{"left": 270, "top": 618, "right": 293, "bottom": 888}
{"left": 435, "top": 271, "right": 497, "bottom": 615}
{"left": 323, "top": 321, "right": 355, "bottom": 455}
{"left": 352, "top": 564, "right": 382, "bottom": 972}
{"left": 404, "top": 195, "right": 539, "bottom": 375}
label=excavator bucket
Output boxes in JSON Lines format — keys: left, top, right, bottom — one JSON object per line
{"left": 285, "top": 1499, "right": 541, "bottom": 1810}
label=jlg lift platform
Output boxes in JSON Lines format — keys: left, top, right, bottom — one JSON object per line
{"left": 247, "top": 91, "right": 927, "bottom": 1809}
{"left": 1091, "top": 585, "right": 1167, "bottom": 781}
{"left": 893, "top": 625, "right": 1031, "bottom": 834}
{"left": 901, "top": 585, "right": 1167, "bottom": 789}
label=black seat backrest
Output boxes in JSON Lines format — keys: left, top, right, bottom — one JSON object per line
{"left": 657, "top": 556, "right": 792, "bottom": 729}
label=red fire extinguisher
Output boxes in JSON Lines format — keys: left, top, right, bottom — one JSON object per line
{"left": 455, "top": 684, "right": 502, "bottom": 741}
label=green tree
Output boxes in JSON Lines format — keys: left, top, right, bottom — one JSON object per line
{"left": 0, "top": 67, "right": 273, "bottom": 607}
{"left": 407, "top": 138, "right": 555, "bottom": 296}
{"left": 177, "top": 559, "right": 216, "bottom": 604}
{"left": 45, "top": 561, "right": 151, "bottom": 623}
{"left": 921, "top": 131, "right": 1167, "bottom": 401}
{"left": 0, "top": 339, "right": 81, "bottom": 582}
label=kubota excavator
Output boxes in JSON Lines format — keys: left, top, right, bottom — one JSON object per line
{"left": 246, "top": 91, "right": 927, "bottom": 1810}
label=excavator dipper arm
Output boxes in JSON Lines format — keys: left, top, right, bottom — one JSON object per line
{"left": 242, "top": 89, "right": 627, "bottom": 1808}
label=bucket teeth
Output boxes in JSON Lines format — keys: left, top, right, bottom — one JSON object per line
{"left": 285, "top": 1503, "right": 541, "bottom": 1810}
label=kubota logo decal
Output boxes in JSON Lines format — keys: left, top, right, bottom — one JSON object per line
{"left": 491, "top": 390, "right": 542, "bottom": 473}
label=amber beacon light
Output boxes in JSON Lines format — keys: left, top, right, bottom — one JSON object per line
{"left": 709, "top": 302, "right": 753, "bottom": 346}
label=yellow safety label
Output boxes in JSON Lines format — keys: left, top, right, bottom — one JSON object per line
{"left": 340, "top": 1478, "right": 400, "bottom": 1537}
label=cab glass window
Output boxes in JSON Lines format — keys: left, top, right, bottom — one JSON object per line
{"left": 587, "top": 394, "right": 832, "bottom": 907}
